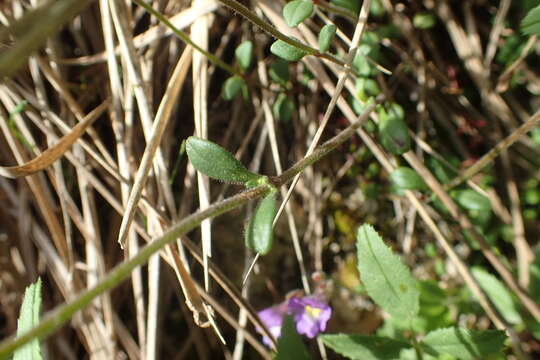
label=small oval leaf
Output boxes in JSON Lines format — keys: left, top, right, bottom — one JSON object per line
{"left": 273, "top": 93, "right": 295, "bottom": 123}
{"left": 318, "top": 24, "right": 336, "bottom": 53}
{"left": 283, "top": 0, "right": 314, "bottom": 27}
{"left": 246, "top": 191, "right": 277, "bottom": 255}
{"left": 378, "top": 103, "right": 410, "bottom": 155}
{"left": 453, "top": 189, "right": 491, "bottom": 212}
{"left": 413, "top": 12, "right": 436, "bottom": 29}
{"left": 221, "top": 76, "right": 247, "bottom": 100}
{"left": 390, "top": 167, "right": 426, "bottom": 191}
{"left": 270, "top": 39, "right": 307, "bottom": 62}
{"left": 270, "top": 59, "right": 290, "bottom": 85}
{"left": 186, "top": 136, "right": 261, "bottom": 184}
{"left": 235, "top": 41, "right": 253, "bottom": 71}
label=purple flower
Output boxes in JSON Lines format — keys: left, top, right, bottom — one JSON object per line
{"left": 257, "top": 295, "right": 332, "bottom": 346}
{"left": 288, "top": 296, "right": 332, "bottom": 338}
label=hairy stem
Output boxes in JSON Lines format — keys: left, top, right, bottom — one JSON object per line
{"left": 217, "top": 0, "right": 348, "bottom": 68}
{"left": 0, "top": 99, "right": 379, "bottom": 358}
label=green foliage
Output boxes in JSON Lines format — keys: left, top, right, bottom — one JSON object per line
{"left": 235, "top": 41, "right": 253, "bottom": 71}
{"left": 356, "top": 77, "right": 380, "bottom": 102}
{"left": 471, "top": 267, "right": 522, "bottom": 324}
{"left": 496, "top": 34, "right": 527, "bottom": 65}
{"left": 245, "top": 190, "right": 277, "bottom": 255}
{"left": 378, "top": 103, "right": 411, "bottom": 155}
{"left": 413, "top": 280, "right": 453, "bottom": 333}
{"left": 370, "top": 0, "right": 385, "bottom": 17}
{"left": 420, "top": 327, "right": 507, "bottom": 360}
{"left": 318, "top": 24, "right": 337, "bottom": 53}
{"left": 320, "top": 334, "right": 411, "bottom": 360}
{"left": 330, "top": 0, "right": 359, "bottom": 14}
{"left": 283, "top": 0, "right": 314, "bottom": 27}
{"left": 15, "top": 278, "right": 42, "bottom": 360}
{"left": 521, "top": 4, "right": 540, "bottom": 35}
{"left": 270, "top": 59, "right": 290, "bottom": 85}
{"left": 352, "top": 32, "right": 381, "bottom": 77}
{"left": 221, "top": 76, "right": 247, "bottom": 100}
{"left": 273, "top": 93, "right": 296, "bottom": 123}
{"left": 271, "top": 40, "right": 307, "bottom": 61}
{"left": 453, "top": 190, "right": 491, "bottom": 212}
{"left": 276, "top": 315, "right": 312, "bottom": 360}
{"left": 413, "top": 12, "right": 436, "bottom": 29}
{"left": 185, "top": 136, "right": 261, "bottom": 184}
{"left": 390, "top": 167, "right": 427, "bottom": 191}
{"left": 356, "top": 224, "right": 419, "bottom": 323}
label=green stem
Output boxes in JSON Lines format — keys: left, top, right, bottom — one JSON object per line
{"left": 132, "top": 0, "right": 239, "bottom": 76}
{"left": 0, "top": 98, "right": 381, "bottom": 358}
{"left": 217, "top": 0, "right": 347, "bottom": 68}
{"left": 313, "top": 0, "right": 357, "bottom": 22}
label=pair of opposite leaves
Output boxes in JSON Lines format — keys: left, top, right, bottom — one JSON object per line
{"left": 185, "top": 136, "right": 276, "bottom": 255}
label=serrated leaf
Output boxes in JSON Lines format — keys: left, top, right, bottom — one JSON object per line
{"left": 221, "top": 76, "right": 247, "bottom": 100}
{"left": 521, "top": 4, "right": 540, "bottom": 35}
{"left": 318, "top": 24, "right": 336, "bottom": 53}
{"left": 15, "top": 278, "right": 42, "bottom": 360}
{"left": 283, "top": 0, "right": 314, "bottom": 27}
{"left": 453, "top": 189, "right": 491, "bottom": 212}
{"left": 356, "top": 224, "right": 419, "bottom": 322}
{"left": 320, "top": 334, "right": 411, "bottom": 360}
{"left": 276, "top": 315, "right": 312, "bottom": 360}
{"left": 390, "top": 167, "right": 426, "bottom": 191}
{"left": 273, "top": 93, "right": 295, "bottom": 123}
{"left": 271, "top": 40, "right": 307, "bottom": 62}
{"left": 471, "top": 267, "right": 522, "bottom": 324}
{"left": 270, "top": 59, "right": 290, "bottom": 85}
{"left": 235, "top": 41, "right": 253, "bottom": 71}
{"left": 186, "top": 136, "right": 261, "bottom": 184}
{"left": 378, "top": 103, "right": 410, "bottom": 155}
{"left": 245, "top": 191, "right": 277, "bottom": 255}
{"left": 421, "top": 327, "right": 507, "bottom": 360}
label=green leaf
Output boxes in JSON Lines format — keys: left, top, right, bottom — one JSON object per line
{"left": 453, "top": 189, "right": 491, "bottom": 212}
{"left": 245, "top": 190, "right": 277, "bottom": 255}
{"left": 356, "top": 224, "right": 419, "bottom": 323}
{"left": 413, "top": 12, "right": 436, "bottom": 29}
{"left": 471, "top": 267, "right": 522, "bottom": 324}
{"left": 221, "top": 76, "right": 247, "bottom": 100}
{"left": 270, "top": 59, "right": 290, "bottom": 85}
{"left": 15, "top": 278, "right": 43, "bottom": 360}
{"left": 320, "top": 334, "right": 411, "bottom": 360}
{"left": 273, "top": 93, "right": 295, "bottom": 123}
{"left": 318, "top": 24, "right": 337, "bottom": 53}
{"left": 271, "top": 39, "right": 307, "bottom": 61}
{"left": 283, "top": 0, "right": 314, "bottom": 27}
{"left": 330, "top": 0, "right": 359, "bottom": 14}
{"left": 390, "top": 167, "right": 426, "bottom": 191}
{"left": 356, "top": 78, "right": 380, "bottom": 101}
{"left": 378, "top": 103, "right": 410, "bottom": 155}
{"left": 186, "top": 136, "right": 261, "bottom": 184}
{"left": 521, "top": 4, "right": 540, "bottom": 35}
{"left": 235, "top": 41, "right": 253, "bottom": 71}
{"left": 276, "top": 315, "right": 312, "bottom": 360}
{"left": 421, "top": 327, "right": 507, "bottom": 360}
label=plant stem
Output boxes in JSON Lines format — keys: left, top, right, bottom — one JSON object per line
{"left": 0, "top": 99, "right": 380, "bottom": 358}
{"left": 132, "top": 0, "right": 239, "bottom": 76}
{"left": 217, "top": 0, "right": 348, "bottom": 68}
